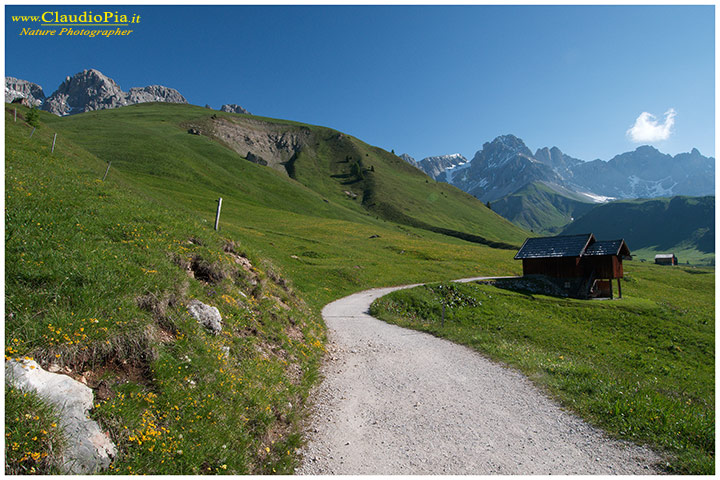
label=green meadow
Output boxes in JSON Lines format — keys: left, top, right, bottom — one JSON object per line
{"left": 40, "top": 103, "right": 527, "bottom": 306}
{"left": 5, "top": 103, "right": 714, "bottom": 475}
{"left": 5, "top": 104, "right": 519, "bottom": 474}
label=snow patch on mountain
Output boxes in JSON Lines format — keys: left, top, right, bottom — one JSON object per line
{"left": 443, "top": 159, "right": 472, "bottom": 184}
{"left": 416, "top": 153, "right": 468, "bottom": 179}
{"left": 577, "top": 192, "right": 615, "bottom": 203}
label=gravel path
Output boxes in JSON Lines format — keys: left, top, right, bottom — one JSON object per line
{"left": 296, "top": 278, "right": 662, "bottom": 475}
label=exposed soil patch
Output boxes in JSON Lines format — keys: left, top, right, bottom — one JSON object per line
{"left": 205, "top": 116, "right": 311, "bottom": 175}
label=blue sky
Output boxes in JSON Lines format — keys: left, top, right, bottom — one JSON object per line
{"left": 5, "top": 4, "right": 715, "bottom": 161}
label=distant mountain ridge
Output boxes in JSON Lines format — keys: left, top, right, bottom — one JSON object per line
{"left": 412, "top": 134, "right": 713, "bottom": 235}
{"left": 417, "top": 154, "right": 468, "bottom": 179}
{"left": 570, "top": 145, "right": 714, "bottom": 199}
{"left": 4, "top": 69, "right": 251, "bottom": 117}
{"left": 41, "top": 69, "right": 187, "bottom": 115}
{"left": 5, "top": 77, "right": 45, "bottom": 106}
{"left": 425, "top": 134, "right": 714, "bottom": 203}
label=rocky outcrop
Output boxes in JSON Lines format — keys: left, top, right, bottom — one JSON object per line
{"left": 5, "top": 359, "right": 117, "bottom": 474}
{"left": 221, "top": 104, "right": 251, "bottom": 115}
{"left": 5, "top": 77, "right": 45, "bottom": 106}
{"left": 209, "top": 117, "right": 309, "bottom": 175}
{"left": 42, "top": 69, "right": 187, "bottom": 116}
{"left": 187, "top": 299, "right": 222, "bottom": 334}
{"left": 43, "top": 69, "right": 127, "bottom": 115}
{"left": 127, "top": 85, "right": 187, "bottom": 105}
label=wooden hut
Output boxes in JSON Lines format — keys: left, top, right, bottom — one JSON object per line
{"left": 654, "top": 254, "right": 678, "bottom": 266}
{"left": 514, "top": 233, "right": 631, "bottom": 298}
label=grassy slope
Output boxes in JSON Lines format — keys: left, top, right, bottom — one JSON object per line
{"left": 491, "top": 181, "right": 596, "bottom": 234}
{"left": 5, "top": 104, "right": 525, "bottom": 473}
{"left": 6, "top": 108, "right": 329, "bottom": 474}
{"left": 38, "top": 103, "right": 529, "bottom": 306}
{"left": 48, "top": 103, "right": 526, "bottom": 250}
{"left": 370, "top": 263, "right": 714, "bottom": 474}
{"left": 561, "top": 196, "right": 715, "bottom": 265}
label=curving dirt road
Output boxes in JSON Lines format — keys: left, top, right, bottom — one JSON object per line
{"left": 296, "top": 278, "right": 662, "bottom": 475}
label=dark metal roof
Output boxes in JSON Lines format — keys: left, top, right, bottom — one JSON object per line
{"left": 584, "top": 239, "right": 630, "bottom": 257}
{"left": 515, "top": 234, "right": 631, "bottom": 260}
{"left": 514, "top": 234, "right": 595, "bottom": 259}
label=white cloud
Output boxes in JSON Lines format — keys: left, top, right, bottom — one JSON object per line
{"left": 626, "top": 108, "right": 676, "bottom": 143}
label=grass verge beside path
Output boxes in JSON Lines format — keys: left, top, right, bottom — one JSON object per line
{"left": 6, "top": 108, "right": 325, "bottom": 474}
{"left": 370, "top": 263, "right": 714, "bottom": 474}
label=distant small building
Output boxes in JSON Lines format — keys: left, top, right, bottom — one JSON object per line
{"left": 514, "top": 233, "right": 631, "bottom": 299}
{"left": 654, "top": 254, "right": 678, "bottom": 266}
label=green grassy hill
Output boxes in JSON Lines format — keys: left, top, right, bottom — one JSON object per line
{"left": 561, "top": 196, "right": 714, "bottom": 265}
{"left": 46, "top": 104, "right": 527, "bottom": 252}
{"left": 5, "top": 103, "right": 525, "bottom": 474}
{"left": 490, "top": 181, "right": 596, "bottom": 234}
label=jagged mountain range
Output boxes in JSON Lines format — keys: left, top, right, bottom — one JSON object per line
{"left": 4, "top": 69, "right": 251, "bottom": 116}
{"left": 405, "top": 134, "right": 714, "bottom": 204}
{"left": 404, "top": 134, "right": 714, "bottom": 236}
{"left": 5, "top": 76, "right": 45, "bottom": 107}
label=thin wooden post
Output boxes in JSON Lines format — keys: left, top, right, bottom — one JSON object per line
{"left": 29, "top": 127, "right": 36, "bottom": 138}
{"left": 214, "top": 197, "right": 223, "bottom": 231}
{"left": 14, "top": 108, "right": 17, "bottom": 122}
{"left": 51, "top": 133, "right": 57, "bottom": 153}
{"left": 102, "top": 161, "right": 112, "bottom": 181}
{"left": 617, "top": 278, "right": 622, "bottom": 299}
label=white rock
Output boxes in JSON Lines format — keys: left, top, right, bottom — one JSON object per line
{"left": 220, "top": 103, "right": 251, "bottom": 115}
{"left": 187, "top": 299, "right": 223, "bottom": 334}
{"left": 5, "top": 359, "right": 116, "bottom": 474}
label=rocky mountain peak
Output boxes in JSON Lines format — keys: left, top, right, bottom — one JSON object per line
{"left": 43, "top": 69, "right": 126, "bottom": 116}
{"left": 474, "top": 135, "right": 534, "bottom": 168}
{"left": 633, "top": 145, "right": 661, "bottom": 155}
{"left": 8, "top": 70, "right": 255, "bottom": 118}
{"left": 220, "top": 104, "right": 251, "bottom": 115}
{"left": 61, "top": 69, "right": 122, "bottom": 97}
{"left": 448, "top": 135, "right": 562, "bottom": 202}
{"left": 487, "top": 134, "right": 531, "bottom": 155}
{"left": 127, "top": 85, "right": 187, "bottom": 104}
{"left": 39, "top": 69, "right": 187, "bottom": 116}
{"left": 534, "top": 146, "right": 582, "bottom": 179}
{"left": 5, "top": 77, "right": 45, "bottom": 106}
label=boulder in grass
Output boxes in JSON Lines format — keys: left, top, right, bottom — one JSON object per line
{"left": 5, "top": 359, "right": 117, "bottom": 474}
{"left": 187, "top": 299, "right": 223, "bottom": 334}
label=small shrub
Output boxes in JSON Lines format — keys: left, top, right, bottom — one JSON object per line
{"left": 25, "top": 108, "right": 40, "bottom": 128}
